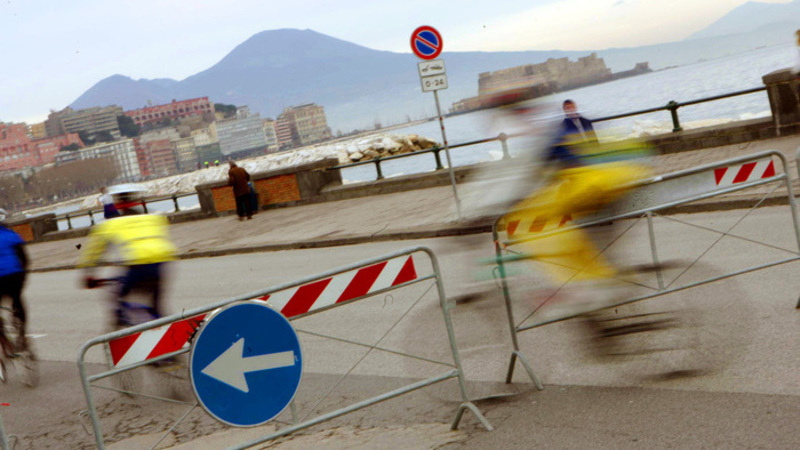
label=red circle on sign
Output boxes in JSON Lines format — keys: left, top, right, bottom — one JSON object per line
{"left": 410, "top": 26, "right": 443, "bottom": 60}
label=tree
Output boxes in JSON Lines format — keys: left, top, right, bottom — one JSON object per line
{"left": 94, "top": 130, "right": 115, "bottom": 143}
{"left": 78, "top": 130, "right": 94, "bottom": 146}
{"left": 214, "top": 103, "right": 237, "bottom": 119}
{"left": 117, "top": 115, "right": 141, "bottom": 138}
{"left": 59, "top": 143, "right": 81, "bottom": 152}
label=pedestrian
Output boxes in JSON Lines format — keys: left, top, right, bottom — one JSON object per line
{"left": 228, "top": 161, "right": 252, "bottom": 220}
{"left": 98, "top": 186, "right": 119, "bottom": 220}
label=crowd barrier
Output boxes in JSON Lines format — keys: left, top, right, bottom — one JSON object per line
{"left": 491, "top": 150, "right": 800, "bottom": 385}
{"left": 78, "top": 246, "right": 491, "bottom": 449}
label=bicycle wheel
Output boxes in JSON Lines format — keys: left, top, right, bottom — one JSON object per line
{"left": 579, "top": 260, "right": 753, "bottom": 379}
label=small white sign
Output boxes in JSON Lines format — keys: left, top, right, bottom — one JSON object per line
{"left": 418, "top": 59, "right": 446, "bottom": 77}
{"left": 420, "top": 73, "right": 448, "bottom": 92}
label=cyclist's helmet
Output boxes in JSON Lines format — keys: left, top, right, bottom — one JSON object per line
{"left": 107, "top": 184, "right": 147, "bottom": 214}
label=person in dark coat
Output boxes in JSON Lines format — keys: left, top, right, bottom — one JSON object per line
{"left": 549, "top": 99, "right": 599, "bottom": 169}
{"left": 228, "top": 161, "right": 252, "bottom": 220}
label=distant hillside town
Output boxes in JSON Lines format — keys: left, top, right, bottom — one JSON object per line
{"left": 451, "top": 53, "right": 651, "bottom": 113}
{"left": 0, "top": 98, "right": 332, "bottom": 209}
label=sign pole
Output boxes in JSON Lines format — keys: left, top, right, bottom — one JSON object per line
{"left": 433, "top": 89, "right": 461, "bottom": 218}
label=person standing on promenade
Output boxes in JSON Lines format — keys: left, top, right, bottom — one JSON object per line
{"left": 792, "top": 29, "right": 800, "bottom": 75}
{"left": 98, "top": 186, "right": 119, "bottom": 220}
{"left": 228, "top": 161, "right": 252, "bottom": 221}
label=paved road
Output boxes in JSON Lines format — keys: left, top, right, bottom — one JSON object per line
{"left": 4, "top": 205, "right": 800, "bottom": 448}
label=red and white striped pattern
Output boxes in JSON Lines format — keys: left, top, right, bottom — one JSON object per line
{"left": 714, "top": 159, "right": 776, "bottom": 187}
{"left": 106, "top": 315, "right": 206, "bottom": 368}
{"left": 105, "top": 255, "right": 417, "bottom": 367}
{"left": 505, "top": 215, "right": 572, "bottom": 238}
{"left": 258, "top": 255, "right": 417, "bottom": 318}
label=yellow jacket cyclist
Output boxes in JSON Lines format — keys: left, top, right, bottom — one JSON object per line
{"left": 78, "top": 210, "right": 177, "bottom": 325}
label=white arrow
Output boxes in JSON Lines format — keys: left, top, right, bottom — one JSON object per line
{"left": 201, "top": 338, "right": 296, "bottom": 393}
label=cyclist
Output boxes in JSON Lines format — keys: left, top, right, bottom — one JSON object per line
{"left": 78, "top": 184, "right": 178, "bottom": 327}
{"left": 0, "top": 208, "right": 30, "bottom": 355}
{"left": 495, "top": 96, "right": 653, "bottom": 309}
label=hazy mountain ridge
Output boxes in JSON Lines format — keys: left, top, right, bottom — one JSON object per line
{"left": 688, "top": 0, "right": 800, "bottom": 40}
{"left": 70, "top": 8, "right": 800, "bottom": 132}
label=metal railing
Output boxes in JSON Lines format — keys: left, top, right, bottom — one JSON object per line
{"left": 593, "top": 86, "right": 767, "bottom": 132}
{"left": 329, "top": 87, "right": 769, "bottom": 182}
{"left": 328, "top": 133, "right": 512, "bottom": 180}
{"left": 55, "top": 192, "right": 198, "bottom": 230}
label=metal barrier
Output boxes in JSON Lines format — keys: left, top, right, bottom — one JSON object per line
{"left": 491, "top": 150, "right": 800, "bottom": 385}
{"left": 78, "top": 246, "right": 491, "bottom": 449}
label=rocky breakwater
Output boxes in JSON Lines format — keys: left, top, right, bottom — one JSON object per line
{"left": 341, "top": 134, "right": 439, "bottom": 163}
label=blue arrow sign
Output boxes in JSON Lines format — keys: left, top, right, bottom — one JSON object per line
{"left": 190, "top": 301, "right": 303, "bottom": 427}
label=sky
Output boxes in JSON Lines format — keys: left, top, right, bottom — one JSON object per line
{"left": 0, "top": 0, "right": 791, "bottom": 124}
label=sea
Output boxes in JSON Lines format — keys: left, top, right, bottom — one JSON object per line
{"left": 50, "top": 43, "right": 796, "bottom": 231}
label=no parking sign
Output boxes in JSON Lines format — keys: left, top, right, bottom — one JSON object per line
{"left": 410, "top": 26, "right": 443, "bottom": 60}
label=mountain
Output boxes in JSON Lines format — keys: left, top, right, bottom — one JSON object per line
{"left": 70, "top": 22, "right": 797, "bottom": 133}
{"left": 688, "top": 0, "right": 800, "bottom": 40}
{"left": 71, "top": 29, "right": 589, "bottom": 132}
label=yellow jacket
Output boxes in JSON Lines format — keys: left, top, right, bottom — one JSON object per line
{"left": 78, "top": 214, "right": 177, "bottom": 267}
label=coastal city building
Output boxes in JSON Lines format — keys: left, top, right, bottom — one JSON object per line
{"left": 172, "top": 136, "right": 199, "bottom": 172}
{"left": 275, "top": 116, "right": 296, "bottom": 150}
{"left": 215, "top": 107, "right": 269, "bottom": 157}
{"left": 137, "top": 128, "right": 181, "bottom": 177}
{"left": 125, "top": 97, "right": 213, "bottom": 128}
{"left": 277, "top": 104, "right": 332, "bottom": 147}
{"left": 0, "top": 122, "right": 84, "bottom": 172}
{"left": 45, "top": 106, "right": 123, "bottom": 139}
{"left": 55, "top": 138, "right": 141, "bottom": 182}
{"left": 262, "top": 119, "right": 278, "bottom": 152}
{"left": 29, "top": 122, "right": 47, "bottom": 140}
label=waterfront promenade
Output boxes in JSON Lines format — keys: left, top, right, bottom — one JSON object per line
{"left": 25, "top": 132, "right": 800, "bottom": 272}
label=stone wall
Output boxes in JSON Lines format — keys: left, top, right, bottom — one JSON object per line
{"left": 195, "top": 158, "right": 341, "bottom": 216}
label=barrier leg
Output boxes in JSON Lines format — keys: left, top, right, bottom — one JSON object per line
{"left": 494, "top": 230, "right": 543, "bottom": 389}
{"left": 426, "top": 248, "right": 493, "bottom": 431}
{"left": 452, "top": 402, "right": 494, "bottom": 431}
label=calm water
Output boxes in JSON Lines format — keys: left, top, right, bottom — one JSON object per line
{"left": 342, "top": 44, "right": 794, "bottom": 183}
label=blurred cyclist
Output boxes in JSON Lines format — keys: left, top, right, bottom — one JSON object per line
{"left": 0, "top": 208, "right": 30, "bottom": 355}
{"left": 494, "top": 94, "right": 653, "bottom": 308}
{"left": 78, "top": 184, "right": 177, "bottom": 326}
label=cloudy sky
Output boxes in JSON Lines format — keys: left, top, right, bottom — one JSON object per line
{"left": 0, "top": 0, "right": 789, "bottom": 124}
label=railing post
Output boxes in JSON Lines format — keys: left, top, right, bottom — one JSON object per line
{"left": 172, "top": 195, "right": 180, "bottom": 212}
{"left": 142, "top": 200, "right": 149, "bottom": 214}
{"left": 374, "top": 159, "right": 384, "bottom": 180}
{"left": 432, "top": 146, "right": 444, "bottom": 170}
{"left": 89, "top": 210, "right": 95, "bottom": 226}
{"left": 667, "top": 100, "right": 683, "bottom": 132}
{"left": 499, "top": 133, "right": 510, "bottom": 159}
{"left": 66, "top": 214, "right": 73, "bottom": 230}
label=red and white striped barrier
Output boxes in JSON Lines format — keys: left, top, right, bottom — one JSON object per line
{"left": 106, "top": 255, "right": 417, "bottom": 367}
{"left": 107, "top": 315, "right": 205, "bottom": 368}
{"left": 714, "top": 159, "right": 775, "bottom": 187}
{"left": 505, "top": 215, "right": 572, "bottom": 238}
{"left": 258, "top": 255, "right": 417, "bottom": 318}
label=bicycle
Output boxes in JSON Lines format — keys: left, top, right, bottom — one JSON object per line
{"left": 0, "top": 303, "right": 38, "bottom": 388}
{"left": 88, "top": 277, "right": 192, "bottom": 399}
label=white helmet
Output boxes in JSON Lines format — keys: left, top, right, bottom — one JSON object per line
{"left": 0, "top": 208, "right": 7, "bottom": 223}
{"left": 107, "top": 184, "right": 147, "bottom": 210}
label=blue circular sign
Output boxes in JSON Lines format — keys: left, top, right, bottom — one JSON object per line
{"left": 190, "top": 301, "right": 303, "bottom": 427}
{"left": 411, "top": 26, "right": 443, "bottom": 60}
